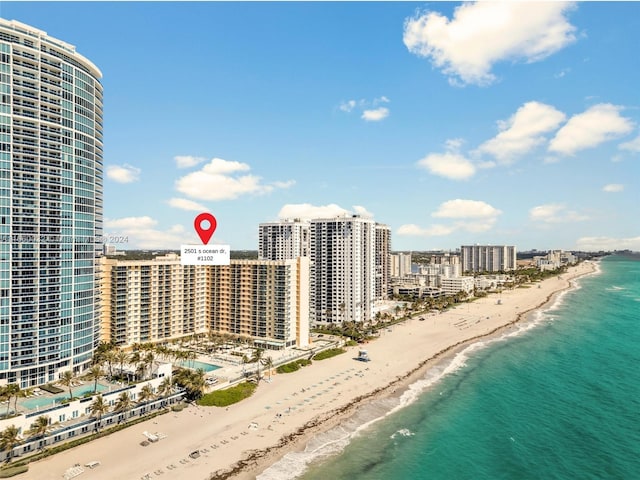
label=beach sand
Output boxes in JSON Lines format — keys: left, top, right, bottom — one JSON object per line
{"left": 19, "top": 262, "right": 595, "bottom": 480}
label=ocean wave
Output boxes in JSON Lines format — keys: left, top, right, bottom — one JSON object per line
{"left": 257, "top": 397, "right": 401, "bottom": 480}
{"left": 259, "top": 266, "right": 597, "bottom": 479}
{"left": 390, "top": 428, "right": 415, "bottom": 439}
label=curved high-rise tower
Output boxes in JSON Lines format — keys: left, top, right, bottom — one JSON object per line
{"left": 0, "top": 19, "right": 103, "bottom": 388}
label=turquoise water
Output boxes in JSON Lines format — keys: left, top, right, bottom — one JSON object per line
{"left": 177, "top": 359, "right": 221, "bottom": 372}
{"left": 262, "top": 255, "right": 640, "bottom": 479}
{"left": 21, "top": 383, "right": 109, "bottom": 410}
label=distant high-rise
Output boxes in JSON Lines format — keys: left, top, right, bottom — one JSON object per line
{"left": 390, "top": 252, "right": 412, "bottom": 277}
{"left": 374, "top": 223, "right": 391, "bottom": 300}
{"left": 310, "top": 216, "right": 375, "bottom": 324}
{"left": 258, "top": 219, "right": 310, "bottom": 260}
{"left": 0, "top": 20, "right": 104, "bottom": 387}
{"left": 460, "top": 245, "right": 516, "bottom": 273}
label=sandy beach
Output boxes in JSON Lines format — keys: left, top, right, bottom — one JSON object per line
{"left": 19, "top": 262, "right": 596, "bottom": 480}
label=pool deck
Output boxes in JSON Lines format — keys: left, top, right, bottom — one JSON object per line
{"left": 16, "top": 380, "right": 118, "bottom": 414}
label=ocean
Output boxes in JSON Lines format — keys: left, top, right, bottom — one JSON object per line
{"left": 258, "top": 255, "right": 640, "bottom": 480}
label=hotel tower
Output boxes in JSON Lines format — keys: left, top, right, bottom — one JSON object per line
{"left": 0, "top": 20, "right": 103, "bottom": 387}
{"left": 310, "top": 215, "right": 376, "bottom": 324}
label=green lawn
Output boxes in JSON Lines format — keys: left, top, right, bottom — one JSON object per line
{"left": 197, "top": 382, "right": 257, "bottom": 407}
{"left": 276, "top": 358, "right": 312, "bottom": 374}
{"left": 313, "top": 348, "right": 346, "bottom": 361}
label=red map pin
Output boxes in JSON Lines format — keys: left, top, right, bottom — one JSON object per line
{"left": 194, "top": 212, "right": 217, "bottom": 245}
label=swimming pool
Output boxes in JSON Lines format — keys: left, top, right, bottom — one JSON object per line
{"left": 176, "top": 360, "right": 221, "bottom": 373}
{"left": 21, "top": 383, "right": 109, "bottom": 410}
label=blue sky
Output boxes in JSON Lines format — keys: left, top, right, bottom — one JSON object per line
{"left": 3, "top": 2, "right": 639, "bottom": 252}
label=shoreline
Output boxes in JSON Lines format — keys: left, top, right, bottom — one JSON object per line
{"left": 223, "top": 261, "right": 598, "bottom": 480}
{"left": 19, "top": 262, "right": 597, "bottom": 480}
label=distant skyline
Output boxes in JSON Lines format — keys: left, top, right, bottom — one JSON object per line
{"left": 3, "top": 2, "right": 639, "bottom": 252}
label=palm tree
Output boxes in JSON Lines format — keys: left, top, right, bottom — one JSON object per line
{"left": 137, "top": 383, "right": 155, "bottom": 404}
{"left": 128, "top": 350, "right": 142, "bottom": 380}
{"left": 113, "top": 391, "right": 133, "bottom": 423}
{"left": 85, "top": 363, "right": 104, "bottom": 393}
{"left": 241, "top": 354, "right": 249, "bottom": 376}
{"left": 115, "top": 349, "right": 129, "bottom": 380}
{"left": 143, "top": 351, "right": 155, "bottom": 380}
{"left": 92, "top": 341, "right": 115, "bottom": 366}
{"left": 157, "top": 377, "right": 173, "bottom": 398}
{"left": 172, "top": 369, "right": 205, "bottom": 401}
{"left": 59, "top": 370, "right": 76, "bottom": 401}
{"left": 3, "top": 384, "right": 19, "bottom": 418}
{"left": 103, "top": 349, "right": 117, "bottom": 380}
{"left": 0, "top": 386, "right": 9, "bottom": 418}
{"left": 172, "top": 349, "right": 187, "bottom": 367}
{"left": 253, "top": 348, "right": 264, "bottom": 383}
{"left": 265, "top": 356, "right": 274, "bottom": 381}
{"left": 0, "top": 425, "right": 21, "bottom": 462}
{"left": 188, "top": 369, "right": 206, "bottom": 400}
{"left": 184, "top": 350, "right": 197, "bottom": 369}
{"left": 13, "top": 387, "right": 30, "bottom": 415}
{"left": 26, "top": 416, "right": 52, "bottom": 448}
{"left": 89, "top": 395, "right": 109, "bottom": 432}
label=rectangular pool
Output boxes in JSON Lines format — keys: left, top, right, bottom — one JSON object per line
{"left": 176, "top": 360, "right": 221, "bottom": 373}
{"left": 21, "top": 383, "right": 109, "bottom": 410}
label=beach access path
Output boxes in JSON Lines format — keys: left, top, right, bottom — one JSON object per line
{"left": 18, "top": 262, "right": 595, "bottom": 480}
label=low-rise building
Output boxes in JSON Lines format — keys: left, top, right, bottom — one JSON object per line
{"left": 440, "top": 276, "right": 475, "bottom": 296}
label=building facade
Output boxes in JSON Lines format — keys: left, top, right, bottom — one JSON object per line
{"left": 310, "top": 216, "right": 375, "bottom": 324}
{"left": 390, "top": 252, "right": 412, "bottom": 278}
{"left": 440, "top": 276, "right": 475, "bottom": 296}
{"left": 0, "top": 20, "right": 103, "bottom": 387}
{"left": 100, "top": 256, "right": 310, "bottom": 349}
{"left": 100, "top": 255, "right": 208, "bottom": 346}
{"left": 374, "top": 223, "right": 391, "bottom": 300}
{"left": 258, "top": 219, "right": 310, "bottom": 260}
{"left": 460, "top": 245, "right": 517, "bottom": 273}
{"left": 209, "top": 258, "right": 309, "bottom": 349}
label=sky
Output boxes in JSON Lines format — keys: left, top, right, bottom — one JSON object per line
{"left": 2, "top": 1, "right": 639, "bottom": 252}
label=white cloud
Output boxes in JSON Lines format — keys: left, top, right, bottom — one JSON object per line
{"left": 339, "top": 100, "right": 357, "bottom": 113}
{"left": 403, "top": 2, "right": 577, "bottom": 86}
{"left": 434, "top": 198, "right": 502, "bottom": 233}
{"left": 416, "top": 152, "right": 476, "bottom": 180}
{"left": 338, "top": 97, "right": 391, "bottom": 121}
{"left": 619, "top": 134, "right": 640, "bottom": 153}
{"left": 106, "top": 164, "right": 141, "bottom": 183}
{"left": 529, "top": 203, "right": 588, "bottom": 223}
{"left": 174, "top": 155, "right": 206, "bottom": 169}
{"left": 105, "top": 216, "right": 157, "bottom": 230}
{"left": 549, "top": 104, "right": 635, "bottom": 155}
{"left": 445, "top": 138, "right": 465, "bottom": 152}
{"left": 105, "top": 216, "right": 193, "bottom": 249}
{"left": 175, "top": 157, "right": 289, "bottom": 201}
{"left": 432, "top": 199, "right": 502, "bottom": 219}
{"left": 272, "top": 180, "right": 296, "bottom": 189}
{"left": 602, "top": 184, "right": 624, "bottom": 193}
{"left": 277, "top": 203, "right": 374, "bottom": 221}
{"left": 575, "top": 236, "right": 640, "bottom": 251}
{"left": 476, "top": 101, "right": 566, "bottom": 162}
{"left": 361, "top": 107, "right": 390, "bottom": 122}
{"left": 278, "top": 203, "right": 348, "bottom": 220}
{"left": 353, "top": 205, "right": 374, "bottom": 218}
{"left": 398, "top": 199, "right": 501, "bottom": 237}
{"left": 167, "top": 197, "right": 208, "bottom": 212}
{"left": 397, "top": 223, "right": 455, "bottom": 237}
